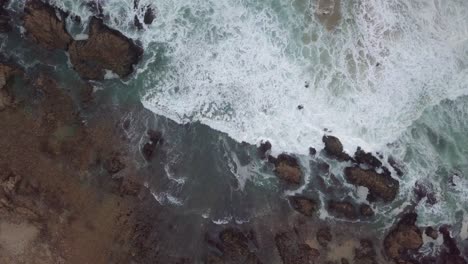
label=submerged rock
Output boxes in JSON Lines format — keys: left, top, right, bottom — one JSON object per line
{"left": 23, "top": 0, "right": 72, "bottom": 50}
{"left": 327, "top": 200, "right": 357, "bottom": 219}
{"left": 69, "top": 17, "right": 143, "bottom": 80}
{"left": 316, "top": 227, "right": 332, "bottom": 247}
{"left": 288, "top": 196, "right": 318, "bottom": 216}
{"left": 142, "top": 130, "right": 162, "bottom": 161}
{"left": 275, "top": 232, "right": 319, "bottom": 264}
{"left": 384, "top": 213, "right": 423, "bottom": 263}
{"left": 0, "top": 0, "right": 11, "bottom": 33}
{"left": 322, "top": 135, "right": 351, "bottom": 161}
{"left": 344, "top": 167, "right": 399, "bottom": 202}
{"left": 270, "top": 154, "right": 302, "bottom": 185}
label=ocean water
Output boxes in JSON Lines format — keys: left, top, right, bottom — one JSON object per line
{"left": 4, "top": 0, "right": 468, "bottom": 237}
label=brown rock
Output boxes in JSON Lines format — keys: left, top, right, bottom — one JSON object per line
{"left": 272, "top": 154, "right": 302, "bottom": 185}
{"left": 275, "top": 232, "right": 319, "bottom": 264}
{"left": 384, "top": 213, "right": 423, "bottom": 263}
{"left": 69, "top": 17, "right": 143, "bottom": 80}
{"left": 322, "top": 135, "right": 351, "bottom": 161}
{"left": 359, "top": 204, "right": 374, "bottom": 217}
{"left": 354, "top": 147, "right": 382, "bottom": 168}
{"left": 425, "top": 227, "right": 438, "bottom": 240}
{"left": 344, "top": 167, "right": 399, "bottom": 202}
{"left": 316, "top": 227, "right": 332, "bottom": 247}
{"left": 288, "top": 196, "right": 318, "bottom": 216}
{"left": 327, "top": 200, "right": 357, "bottom": 219}
{"left": 23, "top": 0, "right": 72, "bottom": 50}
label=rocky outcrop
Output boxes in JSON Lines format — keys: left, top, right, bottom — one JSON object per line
{"left": 69, "top": 17, "right": 143, "bottom": 80}
{"left": 269, "top": 154, "right": 302, "bottom": 185}
{"left": 414, "top": 180, "right": 437, "bottom": 205}
{"left": 344, "top": 167, "right": 399, "bottom": 202}
{"left": 354, "top": 147, "right": 382, "bottom": 169}
{"left": 384, "top": 213, "right": 423, "bottom": 263}
{"left": 322, "top": 135, "right": 351, "bottom": 161}
{"left": 0, "top": 0, "right": 11, "bottom": 33}
{"left": 0, "top": 63, "right": 20, "bottom": 110}
{"left": 23, "top": 0, "right": 72, "bottom": 50}
{"left": 438, "top": 226, "right": 467, "bottom": 264}
{"left": 275, "top": 232, "right": 319, "bottom": 264}
{"left": 257, "top": 141, "right": 271, "bottom": 159}
{"left": 327, "top": 200, "right": 357, "bottom": 219}
{"left": 288, "top": 196, "right": 318, "bottom": 216}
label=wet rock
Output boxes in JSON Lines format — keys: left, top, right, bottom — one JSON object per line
{"left": 414, "top": 180, "right": 437, "bottom": 205}
{"left": 344, "top": 167, "right": 399, "bottom": 202}
{"left": 309, "top": 147, "right": 317, "bottom": 156}
{"left": 143, "top": 6, "right": 155, "bottom": 25}
{"left": 327, "top": 200, "right": 357, "bottom": 219}
{"left": 0, "top": 63, "right": 20, "bottom": 110}
{"left": 359, "top": 204, "right": 374, "bottom": 217}
{"left": 103, "top": 153, "right": 125, "bottom": 174}
{"left": 425, "top": 227, "right": 438, "bottom": 240}
{"left": 322, "top": 135, "right": 351, "bottom": 161}
{"left": 271, "top": 154, "right": 302, "bottom": 185}
{"left": 388, "top": 156, "right": 404, "bottom": 177}
{"left": 69, "top": 17, "right": 143, "bottom": 80}
{"left": 207, "top": 228, "right": 262, "bottom": 264}
{"left": 438, "top": 226, "right": 467, "bottom": 264}
{"left": 23, "top": 0, "right": 72, "bottom": 50}
{"left": 384, "top": 213, "right": 423, "bottom": 263}
{"left": 316, "top": 227, "right": 332, "bottom": 247}
{"left": 354, "top": 147, "right": 382, "bottom": 168}
{"left": 0, "top": 0, "right": 11, "bottom": 33}
{"left": 134, "top": 15, "right": 143, "bottom": 30}
{"left": 142, "top": 129, "right": 162, "bottom": 160}
{"left": 257, "top": 141, "right": 271, "bottom": 159}
{"left": 288, "top": 196, "right": 318, "bottom": 217}
{"left": 275, "top": 232, "right": 320, "bottom": 264}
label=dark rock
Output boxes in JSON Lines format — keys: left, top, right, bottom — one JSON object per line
{"left": 103, "top": 153, "right": 125, "bottom": 174}
{"left": 207, "top": 228, "right": 262, "bottom": 264}
{"left": 23, "top": 0, "right": 72, "bottom": 50}
{"left": 414, "top": 180, "right": 437, "bottom": 205}
{"left": 134, "top": 15, "right": 143, "bottom": 30}
{"left": 309, "top": 147, "right": 317, "bottom": 156}
{"left": 316, "top": 227, "right": 332, "bottom": 247}
{"left": 258, "top": 141, "right": 271, "bottom": 159}
{"left": 69, "top": 17, "right": 143, "bottom": 80}
{"left": 288, "top": 196, "right": 318, "bottom": 216}
{"left": 344, "top": 167, "right": 399, "bottom": 202}
{"left": 437, "top": 226, "right": 467, "bottom": 264}
{"left": 271, "top": 154, "right": 302, "bottom": 185}
{"left": 327, "top": 200, "right": 357, "bottom": 219}
{"left": 275, "top": 232, "right": 319, "bottom": 264}
{"left": 354, "top": 239, "right": 378, "bottom": 264}
{"left": 388, "top": 156, "right": 404, "bottom": 177}
{"left": 359, "top": 204, "right": 374, "bottom": 217}
{"left": 322, "top": 135, "right": 351, "bottom": 161}
{"left": 297, "top": 105, "right": 303, "bottom": 110}
{"left": 0, "top": 0, "right": 11, "bottom": 33}
{"left": 354, "top": 147, "right": 382, "bottom": 168}
{"left": 384, "top": 213, "right": 423, "bottom": 263}
{"left": 0, "top": 63, "right": 20, "bottom": 110}
{"left": 341, "top": 259, "right": 350, "bottom": 264}
{"left": 142, "top": 130, "right": 162, "bottom": 161}
{"left": 425, "top": 227, "right": 438, "bottom": 240}
{"left": 143, "top": 7, "right": 155, "bottom": 25}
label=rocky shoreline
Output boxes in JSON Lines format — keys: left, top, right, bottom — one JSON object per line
{"left": 0, "top": 1, "right": 466, "bottom": 263}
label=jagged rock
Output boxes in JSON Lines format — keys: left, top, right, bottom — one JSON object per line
{"left": 359, "top": 204, "right": 374, "bottom": 217}
{"left": 425, "top": 227, "right": 438, "bottom": 240}
{"left": 23, "top": 0, "right": 72, "bottom": 50}
{"left": 69, "top": 17, "right": 143, "bottom": 80}
{"left": 257, "top": 141, "right": 271, "bottom": 159}
{"left": 354, "top": 147, "right": 382, "bottom": 168}
{"left": 384, "top": 213, "right": 423, "bottom": 263}
{"left": 275, "top": 232, "right": 319, "bottom": 264}
{"left": 288, "top": 196, "right": 318, "bottom": 216}
{"left": 414, "top": 180, "right": 437, "bottom": 205}
{"left": 344, "top": 167, "right": 399, "bottom": 202}
{"left": 322, "top": 135, "right": 351, "bottom": 161}
{"left": 143, "top": 6, "right": 155, "bottom": 25}
{"left": 388, "top": 156, "right": 404, "bottom": 177}
{"left": 316, "top": 227, "right": 332, "bottom": 247}
{"left": 270, "top": 154, "right": 302, "bottom": 185}
{"left": 327, "top": 200, "right": 357, "bottom": 219}
{"left": 309, "top": 147, "right": 317, "bottom": 156}
{"left": 0, "top": 0, "right": 11, "bottom": 33}
{"left": 142, "top": 130, "right": 162, "bottom": 160}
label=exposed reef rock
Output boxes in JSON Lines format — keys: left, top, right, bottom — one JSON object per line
{"left": 69, "top": 17, "right": 143, "bottom": 80}
{"left": 344, "top": 167, "right": 399, "bottom": 202}
{"left": 275, "top": 232, "right": 320, "bottom": 264}
{"left": 384, "top": 213, "right": 423, "bottom": 263}
{"left": 322, "top": 135, "right": 351, "bottom": 161}
{"left": 0, "top": 0, "right": 11, "bottom": 32}
{"left": 269, "top": 154, "right": 302, "bottom": 185}
{"left": 288, "top": 196, "right": 318, "bottom": 216}
{"left": 23, "top": 0, "right": 72, "bottom": 50}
